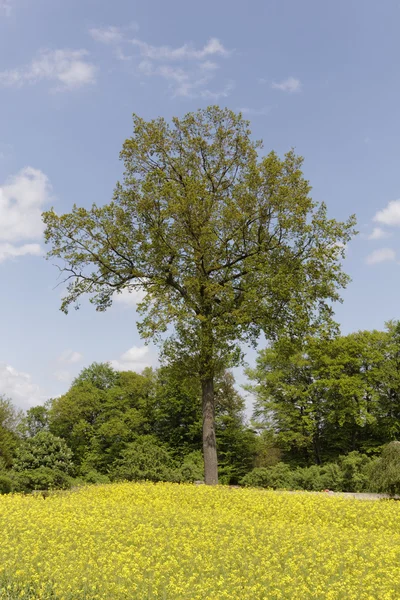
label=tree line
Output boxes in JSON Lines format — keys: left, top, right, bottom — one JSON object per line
{"left": 0, "top": 361, "right": 257, "bottom": 493}
{"left": 2, "top": 322, "right": 400, "bottom": 495}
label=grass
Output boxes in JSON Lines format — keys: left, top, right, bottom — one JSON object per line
{"left": 0, "top": 482, "right": 399, "bottom": 599}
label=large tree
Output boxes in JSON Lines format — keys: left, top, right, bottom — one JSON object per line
{"left": 248, "top": 330, "right": 387, "bottom": 464}
{"left": 43, "top": 106, "right": 355, "bottom": 484}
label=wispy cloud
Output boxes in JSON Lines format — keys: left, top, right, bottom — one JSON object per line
{"left": 239, "top": 106, "right": 271, "bottom": 116}
{"left": 91, "top": 27, "right": 233, "bottom": 99}
{"left": 374, "top": 199, "right": 400, "bottom": 227}
{"left": 367, "top": 227, "right": 391, "bottom": 240}
{"left": 130, "top": 37, "right": 231, "bottom": 61}
{"left": 0, "top": 49, "right": 97, "bottom": 91}
{"left": 365, "top": 248, "right": 396, "bottom": 265}
{"left": 201, "top": 81, "right": 235, "bottom": 100}
{"left": 89, "top": 26, "right": 126, "bottom": 44}
{"left": 58, "top": 350, "right": 83, "bottom": 364}
{"left": 272, "top": 76, "right": 302, "bottom": 93}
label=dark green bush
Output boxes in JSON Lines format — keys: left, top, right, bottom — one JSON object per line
{"left": 179, "top": 451, "right": 204, "bottom": 482}
{"left": 13, "top": 467, "right": 73, "bottom": 492}
{"left": 369, "top": 441, "right": 400, "bottom": 496}
{"left": 110, "top": 435, "right": 180, "bottom": 483}
{"left": 292, "top": 465, "right": 325, "bottom": 491}
{"left": 337, "top": 451, "right": 372, "bottom": 492}
{"left": 240, "top": 453, "right": 374, "bottom": 493}
{"left": 240, "top": 463, "right": 294, "bottom": 489}
{"left": 80, "top": 469, "right": 110, "bottom": 485}
{"left": 320, "top": 463, "right": 344, "bottom": 491}
{"left": 13, "top": 432, "right": 74, "bottom": 475}
{"left": 0, "top": 474, "right": 14, "bottom": 494}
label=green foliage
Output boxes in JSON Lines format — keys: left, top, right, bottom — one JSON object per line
{"left": 110, "top": 435, "right": 180, "bottom": 483}
{"left": 79, "top": 470, "right": 110, "bottom": 485}
{"left": 13, "top": 432, "right": 74, "bottom": 475}
{"left": 248, "top": 327, "right": 400, "bottom": 465}
{"left": 240, "top": 463, "right": 294, "bottom": 489}
{"left": 291, "top": 465, "right": 325, "bottom": 491}
{"left": 0, "top": 474, "right": 14, "bottom": 494}
{"left": 337, "top": 451, "right": 373, "bottom": 492}
{"left": 18, "top": 405, "right": 50, "bottom": 438}
{"left": 179, "top": 451, "right": 204, "bottom": 482}
{"left": 72, "top": 362, "right": 119, "bottom": 390}
{"left": 49, "top": 366, "right": 157, "bottom": 469}
{"left": 0, "top": 396, "right": 22, "bottom": 468}
{"left": 13, "top": 467, "right": 73, "bottom": 493}
{"left": 369, "top": 441, "right": 400, "bottom": 496}
{"left": 240, "top": 453, "right": 373, "bottom": 493}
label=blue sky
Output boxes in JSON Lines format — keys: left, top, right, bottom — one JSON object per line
{"left": 1, "top": 0, "right": 400, "bottom": 410}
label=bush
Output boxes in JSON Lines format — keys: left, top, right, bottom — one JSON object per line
{"left": 110, "top": 436, "right": 179, "bottom": 483}
{"left": 320, "top": 463, "right": 344, "bottom": 491}
{"left": 240, "top": 455, "right": 373, "bottom": 493}
{"left": 240, "top": 463, "right": 294, "bottom": 489}
{"left": 337, "top": 451, "right": 372, "bottom": 492}
{"left": 13, "top": 432, "right": 74, "bottom": 475}
{"left": 0, "top": 474, "right": 14, "bottom": 494}
{"left": 369, "top": 441, "right": 400, "bottom": 496}
{"left": 80, "top": 470, "right": 110, "bottom": 485}
{"left": 13, "top": 467, "right": 73, "bottom": 493}
{"left": 179, "top": 451, "right": 204, "bottom": 482}
{"left": 292, "top": 465, "right": 325, "bottom": 491}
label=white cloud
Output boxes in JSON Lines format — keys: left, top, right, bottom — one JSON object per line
{"left": 114, "top": 287, "right": 146, "bottom": 307}
{"left": 0, "top": 49, "right": 97, "bottom": 91}
{"left": 131, "top": 37, "right": 230, "bottom": 61}
{"left": 271, "top": 76, "right": 302, "bottom": 93}
{"left": 0, "top": 363, "right": 44, "bottom": 409}
{"left": 89, "top": 26, "right": 125, "bottom": 44}
{"left": 0, "top": 243, "right": 41, "bottom": 262}
{"left": 374, "top": 199, "right": 400, "bottom": 227}
{"left": 110, "top": 345, "right": 151, "bottom": 372}
{"left": 58, "top": 350, "right": 83, "bottom": 364}
{"left": 368, "top": 227, "right": 391, "bottom": 240}
{"left": 201, "top": 81, "right": 235, "bottom": 100}
{"left": 239, "top": 106, "right": 271, "bottom": 116}
{"left": 365, "top": 248, "right": 396, "bottom": 265}
{"left": 0, "top": 167, "right": 51, "bottom": 261}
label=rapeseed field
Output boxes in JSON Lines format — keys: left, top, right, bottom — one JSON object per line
{"left": 0, "top": 482, "right": 399, "bottom": 599}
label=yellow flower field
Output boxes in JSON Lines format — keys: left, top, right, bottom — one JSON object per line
{"left": 0, "top": 482, "right": 399, "bottom": 599}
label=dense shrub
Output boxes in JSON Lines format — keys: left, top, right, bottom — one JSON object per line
{"left": 292, "top": 465, "right": 325, "bottom": 491}
{"left": 319, "top": 463, "right": 344, "bottom": 491}
{"left": 369, "top": 441, "right": 400, "bottom": 496}
{"left": 110, "top": 435, "right": 180, "bottom": 483}
{"left": 13, "top": 432, "right": 74, "bottom": 475}
{"left": 240, "top": 463, "right": 294, "bottom": 489}
{"left": 0, "top": 474, "right": 14, "bottom": 494}
{"left": 337, "top": 451, "right": 373, "bottom": 492}
{"left": 13, "top": 467, "right": 73, "bottom": 492}
{"left": 179, "top": 451, "right": 204, "bottom": 482}
{"left": 240, "top": 454, "right": 374, "bottom": 493}
{"left": 80, "top": 469, "right": 110, "bottom": 485}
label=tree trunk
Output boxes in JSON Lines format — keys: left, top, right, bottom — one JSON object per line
{"left": 202, "top": 376, "right": 218, "bottom": 485}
